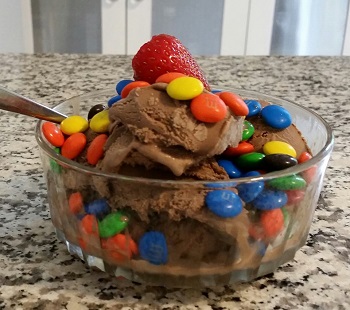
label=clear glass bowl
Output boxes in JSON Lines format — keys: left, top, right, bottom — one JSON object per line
{"left": 35, "top": 87, "right": 334, "bottom": 288}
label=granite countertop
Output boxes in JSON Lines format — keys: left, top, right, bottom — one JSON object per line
{"left": 0, "top": 54, "right": 349, "bottom": 309}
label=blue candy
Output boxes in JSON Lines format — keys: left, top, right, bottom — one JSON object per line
{"left": 116, "top": 79, "right": 133, "bottom": 95}
{"left": 261, "top": 105, "right": 292, "bottom": 129}
{"left": 211, "top": 89, "right": 222, "bottom": 94}
{"left": 236, "top": 171, "right": 264, "bottom": 203}
{"left": 244, "top": 100, "right": 262, "bottom": 117}
{"left": 139, "top": 231, "right": 168, "bottom": 265}
{"left": 84, "top": 199, "right": 110, "bottom": 219}
{"left": 217, "top": 159, "right": 242, "bottom": 178}
{"left": 205, "top": 190, "right": 243, "bottom": 218}
{"left": 252, "top": 189, "right": 288, "bottom": 210}
{"left": 108, "top": 94, "right": 122, "bottom": 107}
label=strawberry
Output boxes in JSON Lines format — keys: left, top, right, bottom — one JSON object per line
{"left": 132, "top": 34, "right": 210, "bottom": 90}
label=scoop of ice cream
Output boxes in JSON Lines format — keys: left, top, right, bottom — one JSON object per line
{"left": 247, "top": 100, "right": 310, "bottom": 156}
{"left": 100, "top": 83, "right": 244, "bottom": 176}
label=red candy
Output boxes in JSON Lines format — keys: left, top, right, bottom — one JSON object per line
{"left": 190, "top": 93, "right": 227, "bottom": 123}
{"left": 102, "top": 234, "right": 138, "bottom": 262}
{"left": 87, "top": 134, "right": 108, "bottom": 165}
{"left": 61, "top": 132, "right": 87, "bottom": 159}
{"left": 121, "top": 81, "right": 150, "bottom": 98}
{"left": 218, "top": 92, "right": 249, "bottom": 116}
{"left": 42, "top": 122, "right": 65, "bottom": 147}
{"left": 68, "top": 192, "right": 84, "bottom": 214}
{"left": 223, "top": 141, "right": 254, "bottom": 157}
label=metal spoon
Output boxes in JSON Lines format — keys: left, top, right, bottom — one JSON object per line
{"left": 0, "top": 86, "right": 67, "bottom": 124}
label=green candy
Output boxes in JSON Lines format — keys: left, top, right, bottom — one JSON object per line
{"left": 98, "top": 211, "right": 129, "bottom": 238}
{"left": 268, "top": 174, "right": 306, "bottom": 190}
{"left": 50, "top": 147, "right": 62, "bottom": 174}
{"left": 242, "top": 120, "right": 255, "bottom": 141}
{"left": 236, "top": 152, "right": 265, "bottom": 170}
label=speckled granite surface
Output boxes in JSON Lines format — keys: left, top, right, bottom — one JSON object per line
{"left": 0, "top": 54, "right": 349, "bottom": 309}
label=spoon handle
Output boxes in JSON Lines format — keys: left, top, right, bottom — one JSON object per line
{"left": 0, "top": 86, "right": 67, "bottom": 124}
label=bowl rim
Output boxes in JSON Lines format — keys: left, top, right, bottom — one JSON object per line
{"left": 35, "top": 87, "right": 334, "bottom": 186}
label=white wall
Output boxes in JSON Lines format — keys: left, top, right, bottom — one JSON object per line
{"left": 0, "top": 0, "right": 33, "bottom": 53}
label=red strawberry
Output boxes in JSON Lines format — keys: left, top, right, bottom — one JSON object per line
{"left": 132, "top": 34, "right": 210, "bottom": 90}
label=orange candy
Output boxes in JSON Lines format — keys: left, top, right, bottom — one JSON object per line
{"left": 218, "top": 91, "right": 249, "bottom": 116}
{"left": 102, "top": 234, "right": 138, "bottom": 262}
{"left": 42, "top": 122, "right": 65, "bottom": 147}
{"left": 121, "top": 81, "right": 150, "bottom": 98}
{"left": 87, "top": 134, "right": 108, "bottom": 165}
{"left": 298, "top": 151, "right": 316, "bottom": 182}
{"left": 298, "top": 151, "right": 312, "bottom": 163}
{"left": 223, "top": 141, "right": 254, "bottom": 157}
{"left": 155, "top": 72, "right": 186, "bottom": 84}
{"left": 260, "top": 209, "right": 284, "bottom": 238}
{"left": 190, "top": 93, "right": 227, "bottom": 123}
{"left": 68, "top": 192, "right": 83, "bottom": 214}
{"left": 80, "top": 214, "right": 99, "bottom": 236}
{"left": 61, "top": 132, "right": 87, "bottom": 159}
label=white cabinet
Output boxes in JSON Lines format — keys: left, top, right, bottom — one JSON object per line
{"left": 1, "top": 0, "right": 350, "bottom": 56}
{"left": 101, "top": 0, "right": 276, "bottom": 56}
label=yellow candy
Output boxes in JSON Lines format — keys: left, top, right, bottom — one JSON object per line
{"left": 60, "top": 115, "right": 88, "bottom": 135}
{"left": 263, "top": 141, "right": 297, "bottom": 158}
{"left": 166, "top": 76, "right": 204, "bottom": 100}
{"left": 90, "top": 110, "right": 110, "bottom": 133}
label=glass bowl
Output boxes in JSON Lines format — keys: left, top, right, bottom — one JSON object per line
{"left": 35, "top": 87, "right": 334, "bottom": 288}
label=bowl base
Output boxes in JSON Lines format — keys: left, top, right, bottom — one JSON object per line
{"left": 56, "top": 228, "right": 299, "bottom": 288}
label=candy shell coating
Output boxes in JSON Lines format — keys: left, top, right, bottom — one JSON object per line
{"left": 84, "top": 198, "right": 110, "bottom": 219}
{"left": 167, "top": 76, "right": 204, "bottom": 100}
{"left": 155, "top": 72, "right": 186, "bottom": 84}
{"left": 50, "top": 147, "right": 62, "bottom": 173}
{"left": 116, "top": 79, "right": 133, "bottom": 95}
{"left": 80, "top": 214, "right": 99, "bottom": 236}
{"left": 102, "top": 234, "right": 138, "bottom": 262}
{"left": 98, "top": 211, "right": 129, "bottom": 238}
{"left": 260, "top": 209, "right": 284, "bottom": 238}
{"left": 244, "top": 99, "right": 262, "bottom": 117}
{"left": 42, "top": 122, "right": 65, "bottom": 147}
{"left": 236, "top": 152, "right": 265, "bottom": 170}
{"left": 268, "top": 174, "right": 306, "bottom": 190}
{"left": 60, "top": 115, "right": 88, "bottom": 135}
{"left": 261, "top": 105, "right": 292, "bottom": 129}
{"left": 61, "top": 132, "right": 87, "bottom": 159}
{"left": 88, "top": 104, "right": 105, "bottom": 120}
{"left": 121, "top": 81, "right": 150, "bottom": 98}
{"left": 205, "top": 190, "right": 243, "bottom": 218}
{"left": 90, "top": 110, "right": 110, "bottom": 133}
{"left": 218, "top": 91, "right": 249, "bottom": 116}
{"left": 108, "top": 94, "right": 122, "bottom": 107}
{"left": 139, "top": 231, "right": 168, "bottom": 265}
{"left": 69, "top": 192, "right": 84, "bottom": 214}
{"left": 262, "top": 153, "right": 298, "bottom": 171}
{"left": 190, "top": 93, "right": 227, "bottom": 123}
{"left": 242, "top": 120, "right": 255, "bottom": 141}
{"left": 87, "top": 134, "right": 108, "bottom": 165}
{"left": 252, "top": 189, "right": 288, "bottom": 210}
{"left": 223, "top": 141, "right": 254, "bottom": 157}
{"left": 236, "top": 171, "right": 264, "bottom": 203}
{"left": 263, "top": 141, "right": 297, "bottom": 158}
{"left": 217, "top": 159, "right": 242, "bottom": 178}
